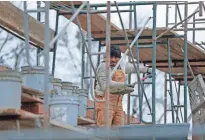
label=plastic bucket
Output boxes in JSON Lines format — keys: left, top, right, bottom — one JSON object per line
{"left": 78, "top": 89, "right": 88, "bottom": 117}
{"left": 0, "top": 70, "right": 22, "bottom": 109}
{"left": 50, "top": 95, "right": 79, "bottom": 126}
{"left": 61, "top": 82, "right": 73, "bottom": 95}
{"left": 51, "top": 78, "right": 62, "bottom": 95}
{"left": 21, "top": 66, "right": 45, "bottom": 92}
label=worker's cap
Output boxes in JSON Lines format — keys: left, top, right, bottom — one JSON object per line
{"left": 110, "top": 45, "right": 121, "bottom": 58}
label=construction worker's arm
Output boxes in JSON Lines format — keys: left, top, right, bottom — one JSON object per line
{"left": 97, "top": 63, "right": 125, "bottom": 91}
{"left": 125, "top": 62, "right": 151, "bottom": 74}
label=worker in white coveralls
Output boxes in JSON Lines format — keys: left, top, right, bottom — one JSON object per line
{"left": 94, "top": 45, "right": 152, "bottom": 126}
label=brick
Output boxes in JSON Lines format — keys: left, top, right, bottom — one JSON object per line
{"left": 0, "top": 64, "right": 11, "bottom": 71}
{"left": 21, "top": 103, "right": 44, "bottom": 114}
{"left": 86, "top": 110, "right": 94, "bottom": 120}
{"left": 87, "top": 99, "right": 94, "bottom": 107}
{"left": 86, "top": 99, "right": 95, "bottom": 120}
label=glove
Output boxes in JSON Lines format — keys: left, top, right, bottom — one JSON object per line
{"left": 147, "top": 68, "right": 152, "bottom": 74}
{"left": 125, "top": 81, "right": 138, "bottom": 88}
{"left": 125, "top": 84, "right": 134, "bottom": 88}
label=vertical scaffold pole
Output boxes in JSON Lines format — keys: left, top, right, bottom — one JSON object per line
{"left": 152, "top": 2, "right": 157, "bottom": 125}
{"left": 51, "top": 10, "right": 59, "bottom": 76}
{"left": 37, "top": 1, "right": 41, "bottom": 66}
{"left": 183, "top": 2, "right": 188, "bottom": 123}
{"left": 164, "top": 73, "right": 167, "bottom": 124}
{"left": 43, "top": 1, "right": 50, "bottom": 128}
{"left": 105, "top": 1, "right": 111, "bottom": 127}
{"left": 167, "top": 40, "right": 175, "bottom": 123}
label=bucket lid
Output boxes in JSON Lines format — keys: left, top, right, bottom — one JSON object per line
{"left": 51, "top": 78, "right": 62, "bottom": 83}
{"left": 0, "top": 70, "right": 22, "bottom": 82}
{"left": 61, "top": 81, "right": 73, "bottom": 87}
{"left": 78, "top": 89, "right": 88, "bottom": 95}
{"left": 71, "top": 86, "right": 79, "bottom": 94}
{"left": 21, "top": 66, "right": 45, "bottom": 74}
{"left": 50, "top": 95, "right": 79, "bottom": 105}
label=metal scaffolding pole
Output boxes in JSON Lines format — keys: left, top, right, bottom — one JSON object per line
{"left": 86, "top": 1, "right": 200, "bottom": 8}
{"left": 176, "top": 81, "right": 183, "bottom": 122}
{"left": 43, "top": 1, "right": 50, "bottom": 128}
{"left": 105, "top": 1, "right": 111, "bottom": 128}
{"left": 127, "top": 73, "right": 131, "bottom": 124}
{"left": 167, "top": 40, "right": 175, "bottom": 123}
{"left": 166, "top": 4, "right": 169, "bottom": 27}
{"left": 164, "top": 73, "right": 167, "bottom": 124}
{"left": 183, "top": 2, "right": 188, "bottom": 123}
{"left": 97, "top": 41, "right": 102, "bottom": 68}
{"left": 51, "top": 10, "right": 59, "bottom": 76}
{"left": 23, "top": 2, "right": 32, "bottom": 67}
{"left": 133, "top": 5, "right": 142, "bottom": 123}
{"left": 193, "top": 15, "right": 196, "bottom": 44}
{"left": 37, "top": 1, "right": 41, "bottom": 66}
{"left": 152, "top": 2, "right": 157, "bottom": 125}
{"left": 81, "top": 42, "right": 85, "bottom": 89}
{"left": 129, "top": 4, "right": 133, "bottom": 29}
{"left": 176, "top": 3, "right": 183, "bottom": 22}
{"left": 60, "top": 9, "right": 134, "bottom": 15}
{"left": 87, "top": 1, "right": 94, "bottom": 106}
{"left": 175, "top": 2, "right": 177, "bottom": 26}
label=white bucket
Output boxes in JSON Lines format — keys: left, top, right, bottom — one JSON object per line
{"left": 61, "top": 82, "right": 73, "bottom": 95}
{"left": 78, "top": 89, "right": 88, "bottom": 117}
{"left": 21, "top": 66, "right": 45, "bottom": 92}
{"left": 0, "top": 70, "right": 22, "bottom": 109}
{"left": 61, "top": 82, "right": 79, "bottom": 103}
{"left": 50, "top": 78, "right": 62, "bottom": 95}
{"left": 50, "top": 95, "right": 79, "bottom": 126}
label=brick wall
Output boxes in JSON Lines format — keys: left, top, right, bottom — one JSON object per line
{"left": 86, "top": 99, "right": 95, "bottom": 120}
{"left": 21, "top": 103, "right": 44, "bottom": 114}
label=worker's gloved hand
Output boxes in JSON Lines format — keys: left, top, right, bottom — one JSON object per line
{"left": 125, "top": 81, "right": 137, "bottom": 88}
{"left": 125, "top": 84, "right": 134, "bottom": 88}
{"left": 147, "top": 68, "right": 152, "bottom": 74}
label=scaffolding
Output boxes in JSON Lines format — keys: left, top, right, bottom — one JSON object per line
{"left": 1, "top": 1, "right": 205, "bottom": 139}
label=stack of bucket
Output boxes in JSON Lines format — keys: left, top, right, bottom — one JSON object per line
{"left": 0, "top": 65, "right": 89, "bottom": 127}
{"left": 50, "top": 81, "right": 80, "bottom": 126}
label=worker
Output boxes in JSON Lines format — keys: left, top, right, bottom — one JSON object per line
{"left": 94, "top": 45, "right": 152, "bottom": 126}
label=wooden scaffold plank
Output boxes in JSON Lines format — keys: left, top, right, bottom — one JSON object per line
{"left": 0, "top": 2, "right": 55, "bottom": 48}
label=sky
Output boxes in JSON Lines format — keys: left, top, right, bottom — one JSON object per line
{"left": 2, "top": 1, "right": 205, "bottom": 138}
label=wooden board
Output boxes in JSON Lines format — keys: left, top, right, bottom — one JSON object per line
{"left": 78, "top": 116, "right": 95, "bottom": 125}
{"left": 0, "top": 2, "right": 54, "bottom": 48}
{"left": 0, "top": 108, "right": 43, "bottom": 119}
{"left": 19, "top": 110, "right": 44, "bottom": 120}
{"left": 0, "top": 108, "right": 21, "bottom": 116}
{"left": 22, "top": 86, "right": 43, "bottom": 97}
{"left": 0, "top": 119, "right": 42, "bottom": 130}
{"left": 56, "top": 1, "right": 120, "bottom": 36}
{"left": 21, "top": 93, "right": 43, "bottom": 103}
